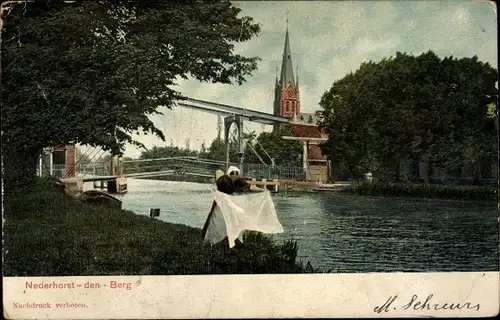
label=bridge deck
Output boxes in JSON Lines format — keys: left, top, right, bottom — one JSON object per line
{"left": 74, "top": 170, "right": 213, "bottom": 181}
{"left": 79, "top": 175, "right": 119, "bottom": 182}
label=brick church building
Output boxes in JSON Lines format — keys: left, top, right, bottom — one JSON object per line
{"left": 272, "top": 24, "right": 330, "bottom": 182}
{"left": 271, "top": 24, "right": 497, "bottom": 184}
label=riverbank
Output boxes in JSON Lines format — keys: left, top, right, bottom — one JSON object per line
{"left": 3, "top": 178, "right": 315, "bottom": 276}
{"left": 339, "top": 180, "right": 498, "bottom": 201}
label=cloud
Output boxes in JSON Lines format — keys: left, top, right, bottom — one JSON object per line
{"left": 121, "top": 1, "right": 497, "bottom": 159}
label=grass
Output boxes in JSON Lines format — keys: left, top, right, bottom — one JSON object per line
{"left": 3, "top": 178, "right": 318, "bottom": 276}
{"left": 339, "top": 180, "right": 498, "bottom": 201}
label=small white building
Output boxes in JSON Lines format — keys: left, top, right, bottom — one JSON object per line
{"left": 37, "top": 144, "right": 77, "bottom": 178}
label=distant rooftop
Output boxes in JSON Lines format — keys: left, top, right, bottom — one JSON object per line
{"left": 292, "top": 123, "right": 322, "bottom": 138}
{"left": 308, "top": 144, "right": 326, "bottom": 161}
{"left": 291, "top": 123, "right": 327, "bottom": 161}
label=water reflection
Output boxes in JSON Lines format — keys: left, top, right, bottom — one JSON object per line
{"left": 88, "top": 178, "right": 499, "bottom": 272}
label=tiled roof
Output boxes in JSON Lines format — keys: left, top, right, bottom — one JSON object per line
{"left": 292, "top": 124, "right": 323, "bottom": 138}
{"left": 290, "top": 124, "right": 327, "bottom": 160}
{"left": 308, "top": 144, "right": 326, "bottom": 161}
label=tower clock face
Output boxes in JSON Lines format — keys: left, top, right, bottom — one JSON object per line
{"left": 287, "top": 91, "right": 294, "bottom": 98}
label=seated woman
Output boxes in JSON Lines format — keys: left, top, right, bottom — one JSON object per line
{"left": 215, "top": 174, "right": 235, "bottom": 194}
{"left": 202, "top": 168, "right": 265, "bottom": 241}
{"left": 227, "top": 165, "right": 264, "bottom": 193}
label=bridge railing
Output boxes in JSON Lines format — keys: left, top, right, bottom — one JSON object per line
{"left": 75, "top": 162, "right": 108, "bottom": 176}
{"left": 51, "top": 164, "right": 67, "bottom": 179}
{"left": 120, "top": 156, "right": 237, "bottom": 176}
{"left": 121, "top": 157, "right": 187, "bottom": 174}
{"left": 243, "top": 163, "right": 306, "bottom": 180}
{"left": 119, "top": 157, "right": 307, "bottom": 181}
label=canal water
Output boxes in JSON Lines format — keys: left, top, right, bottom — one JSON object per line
{"left": 89, "top": 178, "right": 499, "bottom": 273}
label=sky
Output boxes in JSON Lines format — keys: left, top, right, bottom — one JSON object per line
{"left": 113, "top": 0, "right": 497, "bottom": 159}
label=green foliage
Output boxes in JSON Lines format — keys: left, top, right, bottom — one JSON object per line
{"left": 1, "top": 0, "right": 261, "bottom": 188}
{"left": 139, "top": 146, "right": 198, "bottom": 159}
{"left": 135, "top": 124, "right": 303, "bottom": 169}
{"left": 204, "top": 136, "right": 229, "bottom": 161}
{"left": 319, "top": 51, "right": 498, "bottom": 182}
{"left": 3, "top": 178, "right": 316, "bottom": 275}
{"left": 75, "top": 147, "right": 94, "bottom": 165}
{"left": 200, "top": 141, "right": 208, "bottom": 154}
{"left": 340, "top": 180, "right": 497, "bottom": 201}
{"left": 245, "top": 125, "right": 302, "bottom": 166}
{"left": 487, "top": 103, "right": 497, "bottom": 119}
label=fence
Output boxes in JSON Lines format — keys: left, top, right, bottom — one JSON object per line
{"left": 120, "top": 157, "right": 307, "bottom": 181}
{"left": 243, "top": 163, "right": 306, "bottom": 180}
{"left": 51, "top": 164, "right": 67, "bottom": 179}
{"left": 36, "top": 159, "right": 308, "bottom": 181}
{"left": 75, "top": 162, "right": 108, "bottom": 176}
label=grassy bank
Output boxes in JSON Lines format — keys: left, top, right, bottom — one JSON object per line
{"left": 3, "top": 178, "right": 316, "bottom": 276}
{"left": 339, "top": 180, "right": 498, "bottom": 201}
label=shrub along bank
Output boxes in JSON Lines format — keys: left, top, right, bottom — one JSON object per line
{"left": 340, "top": 180, "right": 497, "bottom": 201}
{"left": 3, "top": 178, "right": 315, "bottom": 276}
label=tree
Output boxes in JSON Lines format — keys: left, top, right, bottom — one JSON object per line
{"left": 139, "top": 146, "right": 198, "bottom": 159}
{"left": 206, "top": 137, "right": 226, "bottom": 162}
{"left": 318, "top": 69, "right": 378, "bottom": 179}
{"left": 216, "top": 115, "right": 223, "bottom": 140}
{"left": 75, "top": 147, "right": 93, "bottom": 165}
{"left": 252, "top": 125, "right": 302, "bottom": 166}
{"left": 319, "top": 51, "right": 497, "bottom": 182}
{"left": 1, "top": 0, "right": 261, "bottom": 189}
{"left": 121, "top": 156, "right": 140, "bottom": 175}
{"left": 200, "top": 140, "right": 207, "bottom": 155}
{"left": 307, "top": 115, "right": 313, "bottom": 124}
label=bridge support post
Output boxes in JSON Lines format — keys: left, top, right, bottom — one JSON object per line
{"left": 303, "top": 141, "right": 310, "bottom": 181}
{"left": 224, "top": 115, "right": 245, "bottom": 174}
{"left": 116, "top": 157, "right": 123, "bottom": 176}
{"left": 109, "top": 156, "right": 114, "bottom": 176}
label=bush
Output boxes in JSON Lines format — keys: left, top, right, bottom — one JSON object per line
{"left": 3, "top": 178, "right": 317, "bottom": 276}
{"left": 340, "top": 180, "right": 497, "bottom": 201}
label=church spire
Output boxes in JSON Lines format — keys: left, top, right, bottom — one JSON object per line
{"left": 296, "top": 65, "right": 299, "bottom": 91}
{"left": 279, "top": 20, "right": 295, "bottom": 89}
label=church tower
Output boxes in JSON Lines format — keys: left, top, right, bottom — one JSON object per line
{"left": 273, "top": 22, "right": 300, "bottom": 131}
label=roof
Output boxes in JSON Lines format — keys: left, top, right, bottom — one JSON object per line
{"left": 290, "top": 124, "right": 327, "bottom": 161}
{"left": 308, "top": 144, "right": 326, "bottom": 161}
{"left": 291, "top": 124, "right": 324, "bottom": 138}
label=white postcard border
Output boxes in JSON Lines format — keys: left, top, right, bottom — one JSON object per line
{"left": 3, "top": 272, "right": 499, "bottom": 319}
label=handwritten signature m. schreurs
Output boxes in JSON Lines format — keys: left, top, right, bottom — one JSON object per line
{"left": 374, "top": 294, "right": 480, "bottom": 313}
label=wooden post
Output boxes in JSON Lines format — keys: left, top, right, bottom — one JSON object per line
{"left": 38, "top": 155, "right": 43, "bottom": 177}
{"left": 150, "top": 208, "right": 160, "bottom": 219}
{"left": 224, "top": 116, "right": 232, "bottom": 172}
{"left": 49, "top": 150, "right": 54, "bottom": 176}
{"left": 303, "top": 141, "right": 310, "bottom": 181}
{"left": 237, "top": 116, "right": 244, "bottom": 175}
{"left": 108, "top": 180, "right": 117, "bottom": 193}
{"left": 109, "top": 156, "right": 116, "bottom": 176}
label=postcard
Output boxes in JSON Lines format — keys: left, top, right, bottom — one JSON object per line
{"left": 2, "top": 0, "right": 499, "bottom": 319}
